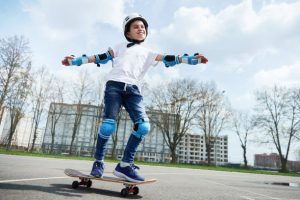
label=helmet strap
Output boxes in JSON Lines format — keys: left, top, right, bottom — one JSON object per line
{"left": 126, "top": 39, "right": 144, "bottom": 48}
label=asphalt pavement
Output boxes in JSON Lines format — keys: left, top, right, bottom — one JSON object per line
{"left": 0, "top": 154, "right": 300, "bottom": 200}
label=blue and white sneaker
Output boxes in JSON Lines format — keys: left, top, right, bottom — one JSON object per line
{"left": 90, "top": 161, "right": 104, "bottom": 177}
{"left": 113, "top": 163, "right": 144, "bottom": 182}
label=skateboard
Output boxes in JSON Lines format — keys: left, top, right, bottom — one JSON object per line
{"left": 64, "top": 168, "right": 156, "bottom": 197}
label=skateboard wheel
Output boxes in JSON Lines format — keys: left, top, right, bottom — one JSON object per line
{"left": 86, "top": 180, "right": 92, "bottom": 188}
{"left": 121, "top": 188, "right": 129, "bottom": 197}
{"left": 133, "top": 186, "right": 139, "bottom": 195}
{"left": 72, "top": 181, "right": 79, "bottom": 189}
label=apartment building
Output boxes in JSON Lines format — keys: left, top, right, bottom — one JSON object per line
{"left": 254, "top": 153, "right": 300, "bottom": 172}
{"left": 42, "top": 103, "right": 171, "bottom": 162}
{"left": 254, "top": 153, "right": 281, "bottom": 169}
{"left": 178, "top": 133, "right": 228, "bottom": 165}
{"left": 42, "top": 103, "right": 229, "bottom": 165}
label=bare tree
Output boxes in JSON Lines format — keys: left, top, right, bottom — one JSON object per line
{"left": 91, "top": 77, "right": 105, "bottom": 157}
{"left": 196, "top": 83, "right": 231, "bottom": 166}
{"left": 0, "top": 36, "right": 30, "bottom": 120}
{"left": 5, "top": 67, "right": 32, "bottom": 150}
{"left": 69, "top": 69, "right": 92, "bottom": 155}
{"left": 232, "top": 111, "right": 253, "bottom": 168}
{"left": 48, "top": 78, "right": 65, "bottom": 154}
{"left": 29, "top": 66, "right": 53, "bottom": 152}
{"left": 294, "top": 88, "right": 300, "bottom": 141}
{"left": 149, "top": 79, "right": 201, "bottom": 163}
{"left": 253, "top": 86, "right": 300, "bottom": 172}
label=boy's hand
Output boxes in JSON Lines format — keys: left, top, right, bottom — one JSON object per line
{"left": 194, "top": 54, "right": 208, "bottom": 64}
{"left": 61, "top": 56, "right": 74, "bottom": 66}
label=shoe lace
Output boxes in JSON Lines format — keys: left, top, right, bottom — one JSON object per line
{"left": 95, "top": 161, "right": 103, "bottom": 168}
{"left": 130, "top": 164, "right": 140, "bottom": 170}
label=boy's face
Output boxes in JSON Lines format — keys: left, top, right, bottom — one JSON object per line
{"left": 126, "top": 20, "right": 146, "bottom": 41}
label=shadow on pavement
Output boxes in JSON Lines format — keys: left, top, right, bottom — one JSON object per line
{"left": 0, "top": 183, "right": 142, "bottom": 199}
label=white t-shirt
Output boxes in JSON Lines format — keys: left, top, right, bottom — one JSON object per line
{"left": 107, "top": 42, "right": 159, "bottom": 86}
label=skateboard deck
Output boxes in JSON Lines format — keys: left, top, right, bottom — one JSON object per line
{"left": 64, "top": 168, "right": 156, "bottom": 197}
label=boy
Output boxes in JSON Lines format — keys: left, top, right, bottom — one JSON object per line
{"left": 62, "top": 13, "right": 208, "bottom": 182}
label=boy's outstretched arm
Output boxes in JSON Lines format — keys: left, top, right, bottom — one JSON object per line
{"left": 155, "top": 53, "right": 208, "bottom": 68}
{"left": 61, "top": 49, "right": 114, "bottom": 66}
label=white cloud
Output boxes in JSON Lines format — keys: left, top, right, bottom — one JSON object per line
{"left": 153, "top": 0, "right": 300, "bottom": 71}
{"left": 259, "top": 1, "right": 300, "bottom": 28}
{"left": 160, "top": 0, "right": 300, "bottom": 42}
{"left": 19, "top": 0, "right": 126, "bottom": 85}
{"left": 22, "top": 0, "right": 125, "bottom": 40}
{"left": 254, "top": 63, "right": 300, "bottom": 88}
{"left": 144, "top": 64, "right": 181, "bottom": 89}
{"left": 157, "top": 6, "right": 217, "bottom": 46}
{"left": 221, "top": 47, "right": 278, "bottom": 72}
{"left": 231, "top": 91, "right": 255, "bottom": 111}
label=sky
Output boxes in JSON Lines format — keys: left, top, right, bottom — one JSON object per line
{"left": 1, "top": 0, "right": 300, "bottom": 164}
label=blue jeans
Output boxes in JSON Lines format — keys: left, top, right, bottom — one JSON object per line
{"left": 94, "top": 80, "right": 148, "bottom": 161}
{"left": 103, "top": 81, "right": 147, "bottom": 121}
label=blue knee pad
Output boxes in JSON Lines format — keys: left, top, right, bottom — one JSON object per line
{"left": 99, "top": 119, "right": 116, "bottom": 139}
{"left": 132, "top": 118, "right": 151, "bottom": 139}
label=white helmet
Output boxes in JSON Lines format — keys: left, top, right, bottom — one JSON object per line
{"left": 123, "top": 13, "right": 148, "bottom": 42}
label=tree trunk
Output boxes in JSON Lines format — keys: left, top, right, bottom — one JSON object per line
{"left": 206, "top": 142, "right": 213, "bottom": 166}
{"left": 280, "top": 157, "right": 288, "bottom": 172}
{"left": 170, "top": 147, "right": 177, "bottom": 163}
{"left": 242, "top": 145, "right": 248, "bottom": 168}
{"left": 6, "top": 113, "right": 15, "bottom": 150}
{"left": 50, "top": 130, "right": 55, "bottom": 154}
{"left": 70, "top": 108, "right": 82, "bottom": 155}
{"left": 69, "top": 123, "right": 77, "bottom": 155}
{"left": 30, "top": 124, "right": 38, "bottom": 152}
{"left": 6, "top": 110, "right": 21, "bottom": 150}
{"left": 6, "top": 126, "right": 13, "bottom": 150}
{"left": 49, "top": 115, "right": 55, "bottom": 154}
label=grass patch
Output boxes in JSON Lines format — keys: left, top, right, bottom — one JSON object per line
{"left": 1, "top": 148, "right": 299, "bottom": 177}
{"left": 0, "top": 148, "right": 116, "bottom": 163}
{"left": 134, "top": 161, "right": 300, "bottom": 177}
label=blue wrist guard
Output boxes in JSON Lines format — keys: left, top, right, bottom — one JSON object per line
{"left": 71, "top": 54, "right": 89, "bottom": 66}
{"left": 94, "top": 51, "right": 113, "bottom": 66}
{"left": 181, "top": 53, "right": 200, "bottom": 65}
{"left": 162, "top": 55, "right": 180, "bottom": 67}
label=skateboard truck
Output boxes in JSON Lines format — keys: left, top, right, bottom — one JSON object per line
{"left": 72, "top": 177, "right": 92, "bottom": 189}
{"left": 121, "top": 183, "right": 140, "bottom": 197}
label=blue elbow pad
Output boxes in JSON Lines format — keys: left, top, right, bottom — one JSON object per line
{"left": 162, "top": 55, "right": 180, "bottom": 67}
{"left": 94, "top": 51, "right": 113, "bottom": 65}
{"left": 71, "top": 55, "right": 89, "bottom": 66}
